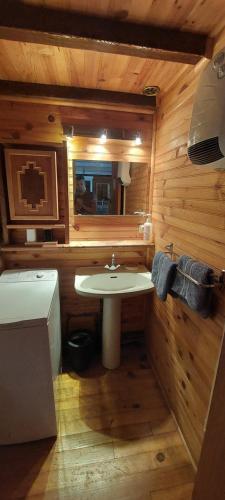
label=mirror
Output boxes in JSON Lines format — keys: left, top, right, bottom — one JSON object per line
{"left": 73, "top": 160, "right": 149, "bottom": 215}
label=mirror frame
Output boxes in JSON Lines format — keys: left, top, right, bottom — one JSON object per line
{"left": 67, "top": 136, "right": 152, "bottom": 240}
{"left": 73, "top": 159, "right": 150, "bottom": 217}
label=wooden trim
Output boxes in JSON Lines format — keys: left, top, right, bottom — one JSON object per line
{"left": 0, "top": 81, "right": 156, "bottom": 109}
{"left": 62, "top": 141, "right": 70, "bottom": 244}
{"left": 6, "top": 224, "right": 65, "bottom": 229}
{"left": 73, "top": 214, "right": 144, "bottom": 223}
{"left": 0, "top": 146, "right": 9, "bottom": 244}
{"left": 0, "top": 95, "right": 155, "bottom": 115}
{"left": 67, "top": 136, "right": 152, "bottom": 223}
{"left": 0, "top": 240, "right": 154, "bottom": 251}
{"left": 192, "top": 325, "right": 225, "bottom": 500}
{"left": 0, "top": 2, "right": 212, "bottom": 64}
{"left": 148, "top": 113, "right": 157, "bottom": 216}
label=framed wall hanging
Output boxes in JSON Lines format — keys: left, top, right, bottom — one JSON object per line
{"left": 5, "top": 149, "right": 59, "bottom": 220}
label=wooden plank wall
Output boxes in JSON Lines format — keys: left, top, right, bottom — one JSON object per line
{"left": 0, "top": 100, "right": 63, "bottom": 144}
{"left": 59, "top": 106, "right": 153, "bottom": 139}
{"left": 0, "top": 99, "right": 154, "bottom": 337}
{"left": 0, "top": 101, "right": 153, "bottom": 242}
{"left": 147, "top": 34, "right": 225, "bottom": 466}
{"left": 70, "top": 215, "right": 144, "bottom": 241}
{"left": 0, "top": 100, "right": 66, "bottom": 245}
{"left": 2, "top": 245, "right": 154, "bottom": 336}
{"left": 125, "top": 162, "right": 150, "bottom": 215}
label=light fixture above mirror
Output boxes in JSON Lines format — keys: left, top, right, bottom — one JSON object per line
{"left": 63, "top": 124, "right": 143, "bottom": 144}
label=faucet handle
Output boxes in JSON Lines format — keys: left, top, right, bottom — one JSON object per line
{"left": 104, "top": 253, "right": 120, "bottom": 271}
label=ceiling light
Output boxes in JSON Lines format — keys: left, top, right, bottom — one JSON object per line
{"left": 134, "top": 134, "right": 142, "bottom": 146}
{"left": 100, "top": 130, "right": 107, "bottom": 143}
{"left": 143, "top": 85, "right": 160, "bottom": 96}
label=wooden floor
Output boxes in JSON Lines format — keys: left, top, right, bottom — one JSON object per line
{"left": 0, "top": 344, "right": 194, "bottom": 499}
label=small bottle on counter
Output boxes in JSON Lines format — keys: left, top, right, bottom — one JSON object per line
{"left": 143, "top": 214, "right": 152, "bottom": 241}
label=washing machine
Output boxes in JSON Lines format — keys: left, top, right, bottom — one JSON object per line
{"left": 0, "top": 269, "right": 61, "bottom": 444}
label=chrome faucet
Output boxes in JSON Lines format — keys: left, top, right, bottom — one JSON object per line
{"left": 105, "top": 253, "right": 121, "bottom": 271}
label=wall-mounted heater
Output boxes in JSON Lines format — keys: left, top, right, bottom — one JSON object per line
{"left": 188, "top": 49, "right": 225, "bottom": 168}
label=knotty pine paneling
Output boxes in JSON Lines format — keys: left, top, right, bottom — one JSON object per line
{"left": 27, "top": 0, "right": 225, "bottom": 38}
{"left": 0, "top": 99, "right": 153, "bottom": 241}
{"left": 0, "top": 101, "right": 63, "bottom": 144}
{"left": 0, "top": 100, "right": 153, "bottom": 242}
{"left": 148, "top": 35, "right": 225, "bottom": 466}
{"left": 1, "top": 0, "right": 225, "bottom": 97}
{"left": 0, "top": 101, "right": 153, "bottom": 337}
{"left": 125, "top": 162, "right": 150, "bottom": 215}
{"left": 70, "top": 216, "right": 145, "bottom": 241}
{"left": 68, "top": 137, "right": 151, "bottom": 164}
{"left": 0, "top": 39, "right": 190, "bottom": 97}
{"left": 60, "top": 107, "right": 153, "bottom": 142}
{"left": 2, "top": 245, "right": 154, "bottom": 336}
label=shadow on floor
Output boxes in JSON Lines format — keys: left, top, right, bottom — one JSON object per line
{"left": 0, "top": 437, "right": 55, "bottom": 499}
{"left": 65, "top": 342, "right": 166, "bottom": 441}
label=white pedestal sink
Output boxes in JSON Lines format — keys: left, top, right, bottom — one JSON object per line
{"left": 75, "top": 266, "right": 154, "bottom": 369}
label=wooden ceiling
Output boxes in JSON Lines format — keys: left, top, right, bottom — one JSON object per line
{"left": 23, "top": 0, "right": 225, "bottom": 36}
{"left": 0, "top": 40, "right": 190, "bottom": 95}
{"left": 0, "top": 0, "right": 224, "bottom": 100}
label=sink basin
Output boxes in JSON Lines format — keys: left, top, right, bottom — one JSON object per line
{"left": 74, "top": 266, "right": 154, "bottom": 370}
{"left": 75, "top": 266, "right": 154, "bottom": 298}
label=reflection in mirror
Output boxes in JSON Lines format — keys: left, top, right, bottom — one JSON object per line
{"left": 73, "top": 160, "right": 149, "bottom": 215}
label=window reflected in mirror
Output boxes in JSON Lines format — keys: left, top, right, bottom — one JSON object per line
{"left": 73, "top": 160, "right": 149, "bottom": 216}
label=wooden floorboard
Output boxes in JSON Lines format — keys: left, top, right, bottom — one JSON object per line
{"left": 0, "top": 344, "right": 194, "bottom": 499}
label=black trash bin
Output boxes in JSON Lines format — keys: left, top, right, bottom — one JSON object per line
{"left": 66, "top": 330, "right": 94, "bottom": 372}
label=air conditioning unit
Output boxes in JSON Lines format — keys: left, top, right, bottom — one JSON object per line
{"left": 188, "top": 49, "right": 225, "bottom": 168}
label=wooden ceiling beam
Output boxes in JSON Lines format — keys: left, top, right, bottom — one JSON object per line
{"left": 0, "top": 80, "right": 156, "bottom": 109}
{"left": 0, "top": 1, "right": 213, "bottom": 65}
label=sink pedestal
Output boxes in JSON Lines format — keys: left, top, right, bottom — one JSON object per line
{"left": 75, "top": 266, "right": 154, "bottom": 370}
{"left": 102, "top": 297, "right": 121, "bottom": 369}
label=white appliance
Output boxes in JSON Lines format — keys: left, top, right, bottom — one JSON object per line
{"left": 0, "top": 269, "right": 61, "bottom": 444}
{"left": 188, "top": 48, "right": 225, "bottom": 167}
{"left": 117, "top": 162, "right": 131, "bottom": 186}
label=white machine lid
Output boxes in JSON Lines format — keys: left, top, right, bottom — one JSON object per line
{"left": 0, "top": 269, "right": 58, "bottom": 282}
{"left": 0, "top": 281, "right": 56, "bottom": 329}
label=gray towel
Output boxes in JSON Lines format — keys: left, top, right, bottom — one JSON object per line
{"left": 152, "top": 251, "right": 177, "bottom": 301}
{"left": 171, "top": 255, "right": 213, "bottom": 318}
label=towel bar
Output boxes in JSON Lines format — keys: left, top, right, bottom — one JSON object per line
{"left": 165, "top": 243, "right": 225, "bottom": 289}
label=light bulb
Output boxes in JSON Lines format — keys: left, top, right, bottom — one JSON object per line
{"left": 134, "top": 134, "right": 142, "bottom": 145}
{"left": 100, "top": 131, "right": 107, "bottom": 143}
